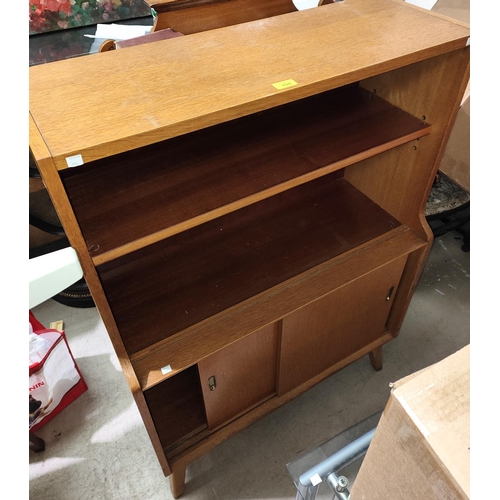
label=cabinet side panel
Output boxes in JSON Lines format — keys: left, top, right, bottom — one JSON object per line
{"left": 352, "top": 48, "right": 470, "bottom": 237}
{"left": 348, "top": 49, "right": 469, "bottom": 338}
{"left": 29, "top": 115, "right": 173, "bottom": 476}
{"left": 278, "top": 254, "right": 407, "bottom": 395}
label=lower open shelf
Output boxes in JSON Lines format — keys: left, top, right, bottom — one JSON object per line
{"left": 98, "top": 174, "right": 402, "bottom": 355}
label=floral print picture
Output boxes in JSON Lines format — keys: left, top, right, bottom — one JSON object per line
{"left": 29, "top": 0, "right": 152, "bottom": 34}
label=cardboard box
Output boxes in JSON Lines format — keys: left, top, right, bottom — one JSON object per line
{"left": 350, "top": 345, "right": 470, "bottom": 499}
{"left": 432, "top": 0, "right": 470, "bottom": 25}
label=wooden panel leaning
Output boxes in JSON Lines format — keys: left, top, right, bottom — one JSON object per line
{"left": 147, "top": 0, "right": 307, "bottom": 34}
{"left": 29, "top": 0, "right": 469, "bottom": 497}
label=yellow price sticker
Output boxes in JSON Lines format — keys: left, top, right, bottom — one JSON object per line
{"left": 272, "top": 79, "right": 298, "bottom": 90}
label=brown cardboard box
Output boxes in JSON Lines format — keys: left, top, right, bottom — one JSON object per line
{"left": 350, "top": 345, "right": 470, "bottom": 499}
{"left": 432, "top": 0, "right": 470, "bottom": 25}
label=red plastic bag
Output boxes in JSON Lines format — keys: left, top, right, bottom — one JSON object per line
{"left": 29, "top": 312, "right": 87, "bottom": 432}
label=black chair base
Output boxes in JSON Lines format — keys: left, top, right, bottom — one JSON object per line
{"left": 425, "top": 173, "right": 470, "bottom": 252}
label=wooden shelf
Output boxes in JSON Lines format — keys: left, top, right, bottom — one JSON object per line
{"left": 97, "top": 175, "right": 401, "bottom": 355}
{"left": 62, "top": 86, "right": 430, "bottom": 264}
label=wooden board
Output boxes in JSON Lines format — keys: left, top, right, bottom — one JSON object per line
{"left": 144, "top": 365, "right": 207, "bottom": 450}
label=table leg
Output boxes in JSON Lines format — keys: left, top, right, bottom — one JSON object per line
{"left": 170, "top": 464, "right": 186, "bottom": 498}
{"left": 369, "top": 346, "right": 383, "bottom": 371}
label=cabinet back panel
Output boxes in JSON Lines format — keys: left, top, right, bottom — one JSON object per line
{"left": 98, "top": 175, "right": 400, "bottom": 355}
{"left": 61, "top": 86, "right": 429, "bottom": 260}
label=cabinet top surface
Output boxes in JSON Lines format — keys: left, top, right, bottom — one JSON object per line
{"left": 29, "top": 0, "right": 469, "bottom": 169}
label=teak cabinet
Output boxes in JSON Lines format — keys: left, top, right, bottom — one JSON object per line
{"left": 29, "top": 0, "right": 470, "bottom": 496}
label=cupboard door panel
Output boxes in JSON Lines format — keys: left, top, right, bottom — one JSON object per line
{"left": 278, "top": 255, "right": 407, "bottom": 395}
{"left": 198, "top": 323, "right": 278, "bottom": 429}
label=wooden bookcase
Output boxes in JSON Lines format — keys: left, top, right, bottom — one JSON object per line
{"left": 29, "top": 0, "right": 470, "bottom": 497}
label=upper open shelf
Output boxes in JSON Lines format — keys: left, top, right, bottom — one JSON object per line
{"left": 62, "top": 86, "right": 430, "bottom": 264}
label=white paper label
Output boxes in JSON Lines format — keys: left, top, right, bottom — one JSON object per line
{"left": 66, "top": 154, "right": 84, "bottom": 167}
{"left": 161, "top": 365, "right": 172, "bottom": 375}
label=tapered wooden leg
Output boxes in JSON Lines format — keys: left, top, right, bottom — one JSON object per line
{"left": 369, "top": 346, "right": 383, "bottom": 371}
{"left": 170, "top": 465, "right": 186, "bottom": 499}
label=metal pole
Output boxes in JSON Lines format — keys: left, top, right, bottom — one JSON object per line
{"left": 298, "top": 428, "right": 375, "bottom": 489}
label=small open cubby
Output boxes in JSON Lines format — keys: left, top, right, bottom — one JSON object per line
{"left": 144, "top": 365, "right": 207, "bottom": 454}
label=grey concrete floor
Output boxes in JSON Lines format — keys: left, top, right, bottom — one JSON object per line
{"left": 29, "top": 230, "right": 470, "bottom": 500}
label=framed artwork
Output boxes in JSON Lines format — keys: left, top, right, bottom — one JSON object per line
{"left": 29, "top": 0, "right": 152, "bottom": 35}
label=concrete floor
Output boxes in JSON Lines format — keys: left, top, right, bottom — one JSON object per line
{"left": 29, "top": 230, "right": 470, "bottom": 500}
